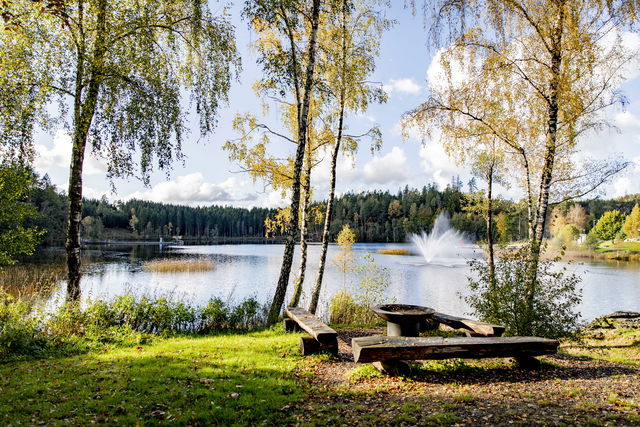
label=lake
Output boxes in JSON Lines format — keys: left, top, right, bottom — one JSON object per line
{"left": 44, "top": 242, "right": 640, "bottom": 323}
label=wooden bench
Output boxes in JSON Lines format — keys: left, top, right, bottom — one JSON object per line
{"left": 284, "top": 307, "right": 338, "bottom": 355}
{"left": 429, "top": 312, "right": 505, "bottom": 337}
{"left": 352, "top": 336, "right": 559, "bottom": 372}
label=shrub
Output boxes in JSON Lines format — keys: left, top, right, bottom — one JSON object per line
{"left": 329, "top": 290, "right": 366, "bottom": 325}
{"left": 0, "top": 292, "right": 46, "bottom": 356}
{"left": 551, "top": 224, "right": 579, "bottom": 249}
{"left": 354, "top": 253, "right": 393, "bottom": 324}
{"left": 583, "top": 230, "right": 600, "bottom": 250}
{"left": 200, "top": 297, "right": 230, "bottom": 331}
{"left": 591, "top": 210, "right": 626, "bottom": 241}
{"left": 329, "top": 253, "right": 393, "bottom": 325}
{"left": 229, "top": 297, "right": 264, "bottom": 330}
{"left": 466, "top": 244, "right": 582, "bottom": 338}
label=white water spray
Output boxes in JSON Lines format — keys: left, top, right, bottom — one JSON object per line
{"left": 410, "top": 212, "right": 467, "bottom": 263}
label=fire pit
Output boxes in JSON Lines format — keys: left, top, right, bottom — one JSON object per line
{"left": 371, "top": 304, "right": 435, "bottom": 337}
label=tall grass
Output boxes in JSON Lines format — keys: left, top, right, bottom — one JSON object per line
{"left": 376, "top": 249, "right": 410, "bottom": 256}
{"left": 143, "top": 258, "right": 215, "bottom": 273}
{"left": 329, "top": 290, "right": 381, "bottom": 325}
{"left": 0, "top": 263, "right": 66, "bottom": 298}
{"left": 0, "top": 290, "right": 267, "bottom": 360}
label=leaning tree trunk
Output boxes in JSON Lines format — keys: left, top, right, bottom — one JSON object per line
{"left": 267, "top": 0, "right": 322, "bottom": 325}
{"left": 289, "top": 154, "right": 312, "bottom": 307}
{"left": 308, "top": 110, "right": 343, "bottom": 314}
{"left": 65, "top": 0, "right": 107, "bottom": 301}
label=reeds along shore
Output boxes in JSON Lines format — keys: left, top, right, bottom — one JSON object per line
{"left": 0, "top": 263, "right": 66, "bottom": 298}
{"left": 376, "top": 249, "right": 410, "bottom": 256}
{"left": 143, "top": 258, "right": 215, "bottom": 273}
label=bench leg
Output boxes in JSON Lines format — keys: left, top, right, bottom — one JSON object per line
{"left": 371, "top": 360, "right": 411, "bottom": 376}
{"left": 419, "top": 318, "right": 438, "bottom": 332}
{"left": 299, "top": 336, "right": 338, "bottom": 356}
{"left": 284, "top": 318, "right": 302, "bottom": 332}
{"left": 514, "top": 356, "right": 541, "bottom": 370}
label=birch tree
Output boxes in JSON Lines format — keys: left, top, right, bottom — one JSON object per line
{"left": 307, "top": 0, "right": 388, "bottom": 314}
{"left": 242, "top": 0, "right": 323, "bottom": 324}
{"left": 1, "top": 0, "right": 239, "bottom": 299}
{"left": 406, "top": 0, "right": 637, "bottom": 333}
{"left": 224, "top": 101, "right": 330, "bottom": 309}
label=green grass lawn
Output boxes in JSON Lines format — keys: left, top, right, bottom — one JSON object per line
{"left": 597, "top": 240, "right": 640, "bottom": 252}
{"left": 0, "top": 328, "right": 307, "bottom": 425}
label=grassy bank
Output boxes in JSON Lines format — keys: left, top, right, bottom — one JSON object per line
{"left": 0, "top": 328, "right": 307, "bottom": 425}
{"left": 1, "top": 322, "right": 639, "bottom": 425}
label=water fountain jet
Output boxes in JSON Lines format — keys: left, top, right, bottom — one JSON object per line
{"left": 410, "top": 212, "right": 467, "bottom": 263}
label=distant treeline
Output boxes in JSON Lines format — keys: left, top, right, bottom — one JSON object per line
{"left": 25, "top": 174, "right": 640, "bottom": 247}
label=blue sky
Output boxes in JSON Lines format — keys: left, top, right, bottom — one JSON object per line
{"left": 33, "top": 2, "right": 640, "bottom": 208}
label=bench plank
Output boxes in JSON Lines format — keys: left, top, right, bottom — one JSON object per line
{"left": 431, "top": 312, "right": 505, "bottom": 337}
{"left": 352, "top": 336, "right": 558, "bottom": 363}
{"left": 285, "top": 307, "right": 337, "bottom": 345}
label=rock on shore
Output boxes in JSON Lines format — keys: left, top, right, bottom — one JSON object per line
{"left": 586, "top": 311, "right": 640, "bottom": 331}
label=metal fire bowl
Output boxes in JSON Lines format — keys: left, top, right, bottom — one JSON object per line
{"left": 371, "top": 304, "right": 435, "bottom": 324}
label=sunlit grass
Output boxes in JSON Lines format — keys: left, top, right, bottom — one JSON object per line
{"left": 0, "top": 328, "right": 306, "bottom": 425}
{"left": 143, "top": 258, "right": 215, "bottom": 273}
{"left": 376, "top": 249, "right": 410, "bottom": 256}
{"left": 561, "top": 328, "right": 640, "bottom": 366}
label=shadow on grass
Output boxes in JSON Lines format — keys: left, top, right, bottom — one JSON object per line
{"left": 0, "top": 329, "right": 307, "bottom": 425}
{"left": 295, "top": 384, "right": 640, "bottom": 426}
{"left": 377, "top": 353, "right": 639, "bottom": 386}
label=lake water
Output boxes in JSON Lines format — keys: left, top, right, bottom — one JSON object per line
{"left": 51, "top": 242, "right": 640, "bottom": 323}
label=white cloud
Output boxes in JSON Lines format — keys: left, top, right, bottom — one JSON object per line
{"left": 354, "top": 112, "right": 377, "bottom": 123}
{"left": 419, "top": 140, "right": 458, "bottom": 174}
{"left": 34, "top": 130, "right": 108, "bottom": 176}
{"left": 393, "top": 120, "right": 426, "bottom": 142}
{"left": 417, "top": 139, "right": 469, "bottom": 190}
{"left": 82, "top": 186, "right": 111, "bottom": 200}
{"left": 362, "top": 146, "right": 409, "bottom": 184}
{"left": 614, "top": 111, "right": 640, "bottom": 136}
{"left": 613, "top": 177, "right": 635, "bottom": 197}
{"left": 261, "top": 190, "right": 290, "bottom": 209}
{"left": 125, "top": 174, "right": 257, "bottom": 205}
{"left": 383, "top": 78, "right": 422, "bottom": 95}
{"left": 310, "top": 147, "right": 359, "bottom": 196}
{"left": 426, "top": 48, "right": 474, "bottom": 92}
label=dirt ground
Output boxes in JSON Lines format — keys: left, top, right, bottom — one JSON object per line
{"left": 290, "top": 329, "right": 640, "bottom": 426}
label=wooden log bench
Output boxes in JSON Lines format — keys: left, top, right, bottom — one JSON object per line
{"left": 284, "top": 307, "right": 338, "bottom": 355}
{"left": 428, "top": 312, "right": 505, "bottom": 337}
{"left": 352, "top": 336, "right": 559, "bottom": 373}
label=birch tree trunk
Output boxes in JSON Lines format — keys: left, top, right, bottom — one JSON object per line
{"left": 289, "top": 149, "right": 312, "bottom": 307}
{"left": 523, "top": 2, "right": 565, "bottom": 329}
{"left": 267, "top": 0, "right": 322, "bottom": 325}
{"left": 65, "top": 0, "right": 107, "bottom": 300}
{"left": 308, "top": 106, "right": 344, "bottom": 313}
{"left": 486, "top": 165, "right": 495, "bottom": 294}
{"left": 308, "top": 0, "right": 348, "bottom": 315}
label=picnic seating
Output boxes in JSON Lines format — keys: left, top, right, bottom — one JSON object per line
{"left": 284, "top": 307, "right": 338, "bottom": 355}
{"left": 356, "top": 307, "right": 558, "bottom": 373}
{"left": 429, "top": 312, "right": 505, "bottom": 337}
{"left": 284, "top": 305, "right": 558, "bottom": 372}
{"left": 352, "top": 335, "right": 558, "bottom": 363}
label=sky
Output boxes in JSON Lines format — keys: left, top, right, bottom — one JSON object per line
{"left": 32, "top": 2, "right": 640, "bottom": 209}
